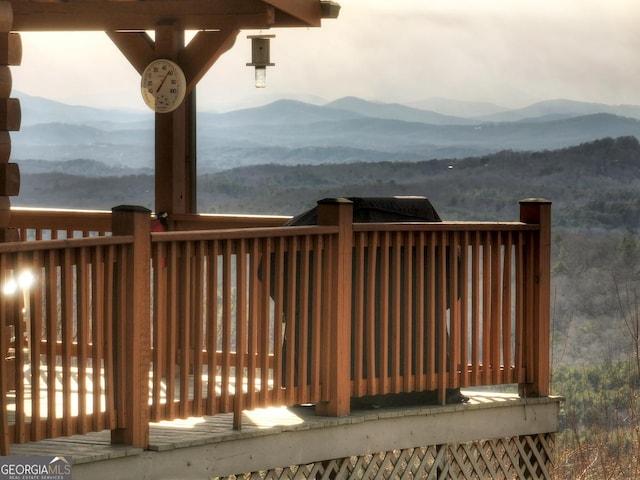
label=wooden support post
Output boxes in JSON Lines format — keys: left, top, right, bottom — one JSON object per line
{"left": 109, "top": 27, "right": 241, "bottom": 217}
{"left": 518, "top": 198, "right": 551, "bottom": 397}
{"left": 315, "top": 198, "right": 353, "bottom": 416}
{"left": 153, "top": 25, "right": 197, "bottom": 216}
{"left": 111, "top": 205, "right": 151, "bottom": 448}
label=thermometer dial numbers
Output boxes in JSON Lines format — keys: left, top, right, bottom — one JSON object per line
{"left": 140, "top": 59, "right": 187, "bottom": 113}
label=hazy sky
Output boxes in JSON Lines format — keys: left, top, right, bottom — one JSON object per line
{"left": 11, "top": 0, "right": 640, "bottom": 112}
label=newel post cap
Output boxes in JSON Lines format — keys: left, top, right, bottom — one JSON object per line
{"left": 519, "top": 198, "right": 552, "bottom": 205}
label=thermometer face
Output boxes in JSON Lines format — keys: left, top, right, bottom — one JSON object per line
{"left": 141, "top": 59, "right": 187, "bottom": 113}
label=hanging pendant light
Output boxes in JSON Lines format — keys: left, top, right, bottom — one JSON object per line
{"left": 247, "top": 34, "right": 275, "bottom": 88}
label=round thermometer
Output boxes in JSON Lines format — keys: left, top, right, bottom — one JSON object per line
{"left": 141, "top": 59, "right": 187, "bottom": 113}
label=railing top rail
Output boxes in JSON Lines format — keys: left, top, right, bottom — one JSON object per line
{"left": 9, "top": 207, "right": 292, "bottom": 232}
{"left": 150, "top": 221, "right": 536, "bottom": 243}
{"left": 9, "top": 207, "right": 540, "bottom": 238}
{"left": 0, "top": 234, "right": 134, "bottom": 254}
{"left": 171, "top": 212, "right": 291, "bottom": 229}
{"left": 9, "top": 206, "right": 113, "bottom": 231}
{"left": 151, "top": 225, "right": 339, "bottom": 242}
{"left": 353, "top": 221, "right": 538, "bottom": 232}
{"left": 173, "top": 212, "right": 291, "bottom": 221}
{"left": 10, "top": 207, "right": 290, "bottom": 219}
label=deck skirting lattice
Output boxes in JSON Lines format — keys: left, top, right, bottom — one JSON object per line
{"left": 219, "top": 433, "right": 555, "bottom": 480}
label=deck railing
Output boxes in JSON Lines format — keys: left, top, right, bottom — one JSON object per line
{"left": 0, "top": 234, "right": 131, "bottom": 447}
{"left": 8, "top": 206, "right": 288, "bottom": 240}
{"left": 0, "top": 198, "right": 551, "bottom": 453}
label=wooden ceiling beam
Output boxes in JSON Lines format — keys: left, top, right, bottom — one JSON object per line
{"left": 108, "top": 27, "right": 240, "bottom": 95}
{"left": 9, "top": 0, "right": 277, "bottom": 31}
{"left": 262, "top": 0, "right": 321, "bottom": 27}
{"left": 7, "top": 0, "right": 338, "bottom": 32}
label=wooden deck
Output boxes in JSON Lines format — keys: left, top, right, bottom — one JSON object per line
{"left": 8, "top": 391, "right": 561, "bottom": 480}
{"left": 2, "top": 202, "right": 556, "bottom": 478}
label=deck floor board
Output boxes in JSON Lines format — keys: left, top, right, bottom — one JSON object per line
{"left": 7, "top": 391, "right": 537, "bottom": 464}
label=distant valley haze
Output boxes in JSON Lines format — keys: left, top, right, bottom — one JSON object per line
{"left": 11, "top": 92, "right": 640, "bottom": 176}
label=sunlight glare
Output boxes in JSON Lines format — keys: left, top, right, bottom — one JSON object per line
{"left": 244, "top": 406, "right": 304, "bottom": 428}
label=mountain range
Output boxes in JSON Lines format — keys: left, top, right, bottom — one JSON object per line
{"left": 11, "top": 91, "right": 640, "bottom": 174}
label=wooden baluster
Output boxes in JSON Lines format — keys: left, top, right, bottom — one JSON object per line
{"left": 272, "top": 237, "right": 285, "bottom": 405}
{"left": 297, "top": 235, "right": 311, "bottom": 401}
{"left": 309, "top": 234, "right": 323, "bottom": 401}
{"left": 437, "top": 231, "right": 447, "bottom": 405}
{"left": 178, "top": 240, "right": 192, "bottom": 418}
{"left": 77, "top": 247, "right": 90, "bottom": 433}
{"left": 257, "top": 238, "right": 270, "bottom": 406}
{"left": 205, "top": 240, "right": 219, "bottom": 414}
{"left": 459, "top": 231, "right": 470, "bottom": 387}
{"left": 402, "top": 231, "right": 413, "bottom": 393}
{"left": 379, "top": 231, "right": 390, "bottom": 393}
{"left": 166, "top": 241, "right": 178, "bottom": 418}
{"left": 502, "top": 232, "right": 514, "bottom": 383}
{"left": 449, "top": 231, "right": 460, "bottom": 392}
{"left": 233, "top": 239, "right": 247, "bottom": 429}
{"left": 426, "top": 231, "right": 436, "bottom": 391}
{"left": 365, "top": 232, "right": 379, "bottom": 395}
{"left": 352, "top": 232, "right": 365, "bottom": 396}
{"left": 284, "top": 236, "right": 298, "bottom": 406}
{"left": 414, "top": 231, "right": 426, "bottom": 391}
{"left": 391, "top": 231, "right": 402, "bottom": 393}
{"left": 91, "top": 246, "right": 106, "bottom": 432}
{"left": 247, "top": 238, "right": 259, "bottom": 410}
{"left": 490, "top": 231, "right": 501, "bottom": 385}
{"left": 470, "top": 231, "right": 481, "bottom": 386}
{"left": 220, "top": 241, "right": 233, "bottom": 412}
{"left": 481, "top": 231, "right": 491, "bottom": 386}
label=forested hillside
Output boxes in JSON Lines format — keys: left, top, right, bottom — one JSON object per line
{"left": 196, "top": 136, "right": 640, "bottom": 228}
{"left": 18, "top": 135, "right": 640, "bottom": 229}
